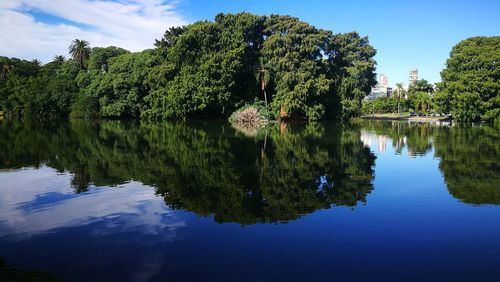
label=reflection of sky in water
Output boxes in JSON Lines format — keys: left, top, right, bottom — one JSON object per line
{"left": 0, "top": 167, "right": 188, "bottom": 281}
{"left": 0, "top": 167, "right": 186, "bottom": 239}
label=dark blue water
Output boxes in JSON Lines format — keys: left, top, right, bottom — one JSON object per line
{"left": 0, "top": 119, "right": 499, "bottom": 281}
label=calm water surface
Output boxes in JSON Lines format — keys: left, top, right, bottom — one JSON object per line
{"left": 0, "top": 119, "right": 499, "bottom": 281}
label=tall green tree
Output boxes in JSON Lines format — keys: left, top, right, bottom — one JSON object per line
{"left": 144, "top": 13, "right": 265, "bottom": 119}
{"left": 261, "top": 15, "right": 333, "bottom": 120}
{"left": 393, "top": 83, "right": 406, "bottom": 114}
{"left": 52, "top": 55, "right": 66, "bottom": 65}
{"left": 439, "top": 36, "right": 500, "bottom": 122}
{"left": 327, "top": 32, "right": 377, "bottom": 120}
{"left": 69, "top": 39, "right": 91, "bottom": 70}
{"left": 408, "top": 79, "right": 433, "bottom": 95}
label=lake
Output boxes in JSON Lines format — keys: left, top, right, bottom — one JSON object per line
{"left": 0, "top": 119, "right": 499, "bottom": 282}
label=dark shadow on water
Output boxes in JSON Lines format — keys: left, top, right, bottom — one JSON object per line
{"left": 0, "top": 258, "right": 67, "bottom": 282}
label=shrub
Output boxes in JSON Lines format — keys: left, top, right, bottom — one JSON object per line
{"left": 229, "top": 100, "right": 272, "bottom": 126}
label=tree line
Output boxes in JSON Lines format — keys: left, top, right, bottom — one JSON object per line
{"left": 362, "top": 79, "right": 435, "bottom": 116}
{"left": 0, "top": 13, "right": 377, "bottom": 121}
{"left": 363, "top": 36, "right": 499, "bottom": 122}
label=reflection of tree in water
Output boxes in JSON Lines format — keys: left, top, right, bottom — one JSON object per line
{"left": 364, "top": 121, "right": 500, "bottom": 205}
{"left": 363, "top": 120, "right": 435, "bottom": 155}
{"left": 143, "top": 121, "right": 376, "bottom": 224}
{"left": 3, "top": 118, "right": 499, "bottom": 211}
{"left": 70, "top": 166, "right": 91, "bottom": 193}
{"left": 0, "top": 119, "right": 376, "bottom": 224}
{"left": 433, "top": 125, "right": 500, "bottom": 205}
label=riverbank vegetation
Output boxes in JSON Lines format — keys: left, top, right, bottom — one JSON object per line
{"left": 363, "top": 36, "right": 499, "bottom": 122}
{"left": 0, "top": 13, "right": 377, "bottom": 121}
{"left": 438, "top": 36, "right": 499, "bottom": 122}
{"left": 362, "top": 79, "right": 435, "bottom": 116}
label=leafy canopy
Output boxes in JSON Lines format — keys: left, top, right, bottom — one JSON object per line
{"left": 439, "top": 36, "right": 500, "bottom": 122}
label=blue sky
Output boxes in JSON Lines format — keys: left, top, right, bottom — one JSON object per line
{"left": 1, "top": 0, "right": 499, "bottom": 86}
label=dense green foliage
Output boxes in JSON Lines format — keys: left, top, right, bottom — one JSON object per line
{"left": 0, "top": 13, "right": 377, "bottom": 121}
{"left": 406, "top": 91, "right": 433, "bottom": 114}
{"left": 0, "top": 118, "right": 375, "bottom": 224}
{"left": 405, "top": 79, "right": 434, "bottom": 113}
{"left": 331, "top": 32, "right": 377, "bottom": 120}
{"left": 362, "top": 96, "right": 398, "bottom": 114}
{"left": 71, "top": 49, "right": 154, "bottom": 117}
{"left": 0, "top": 56, "right": 78, "bottom": 116}
{"left": 438, "top": 36, "right": 500, "bottom": 121}
{"left": 143, "top": 14, "right": 264, "bottom": 119}
{"left": 408, "top": 79, "right": 434, "bottom": 96}
{"left": 261, "top": 15, "right": 332, "bottom": 120}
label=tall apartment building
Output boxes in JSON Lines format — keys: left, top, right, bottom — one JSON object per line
{"left": 409, "top": 69, "right": 418, "bottom": 85}
{"left": 366, "top": 73, "right": 392, "bottom": 100}
{"left": 379, "top": 73, "right": 388, "bottom": 87}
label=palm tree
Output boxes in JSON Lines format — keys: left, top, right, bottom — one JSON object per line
{"left": 31, "top": 59, "right": 42, "bottom": 68}
{"left": 53, "top": 55, "right": 66, "bottom": 65}
{"left": 69, "top": 39, "right": 91, "bottom": 69}
{"left": 394, "top": 83, "right": 406, "bottom": 115}
{"left": 256, "top": 58, "right": 271, "bottom": 106}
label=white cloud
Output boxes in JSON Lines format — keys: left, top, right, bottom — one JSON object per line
{"left": 0, "top": 0, "right": 187, "bottom": 62}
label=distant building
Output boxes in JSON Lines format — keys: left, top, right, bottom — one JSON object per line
{"left": 387, "top": 87, "right": 393, "bottom": 97}
{"left": 409, "top": 69, "right": 418, "bottom": 85}
{"left": 366, "top": 73, "right": 391, "bottom": 100}
{"left": 366, "top": 85, "right": 389, "bottom": 100}
{"left": 379, "top": 73, "right": 388, "bottom": 87}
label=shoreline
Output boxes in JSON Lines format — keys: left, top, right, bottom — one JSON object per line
{"left": 362, "top": 114, "right": 451, "bottom": 122}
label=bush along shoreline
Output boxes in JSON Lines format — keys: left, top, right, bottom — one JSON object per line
{"left": 229, "top": 100, "right": 272, "bottom": 126}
